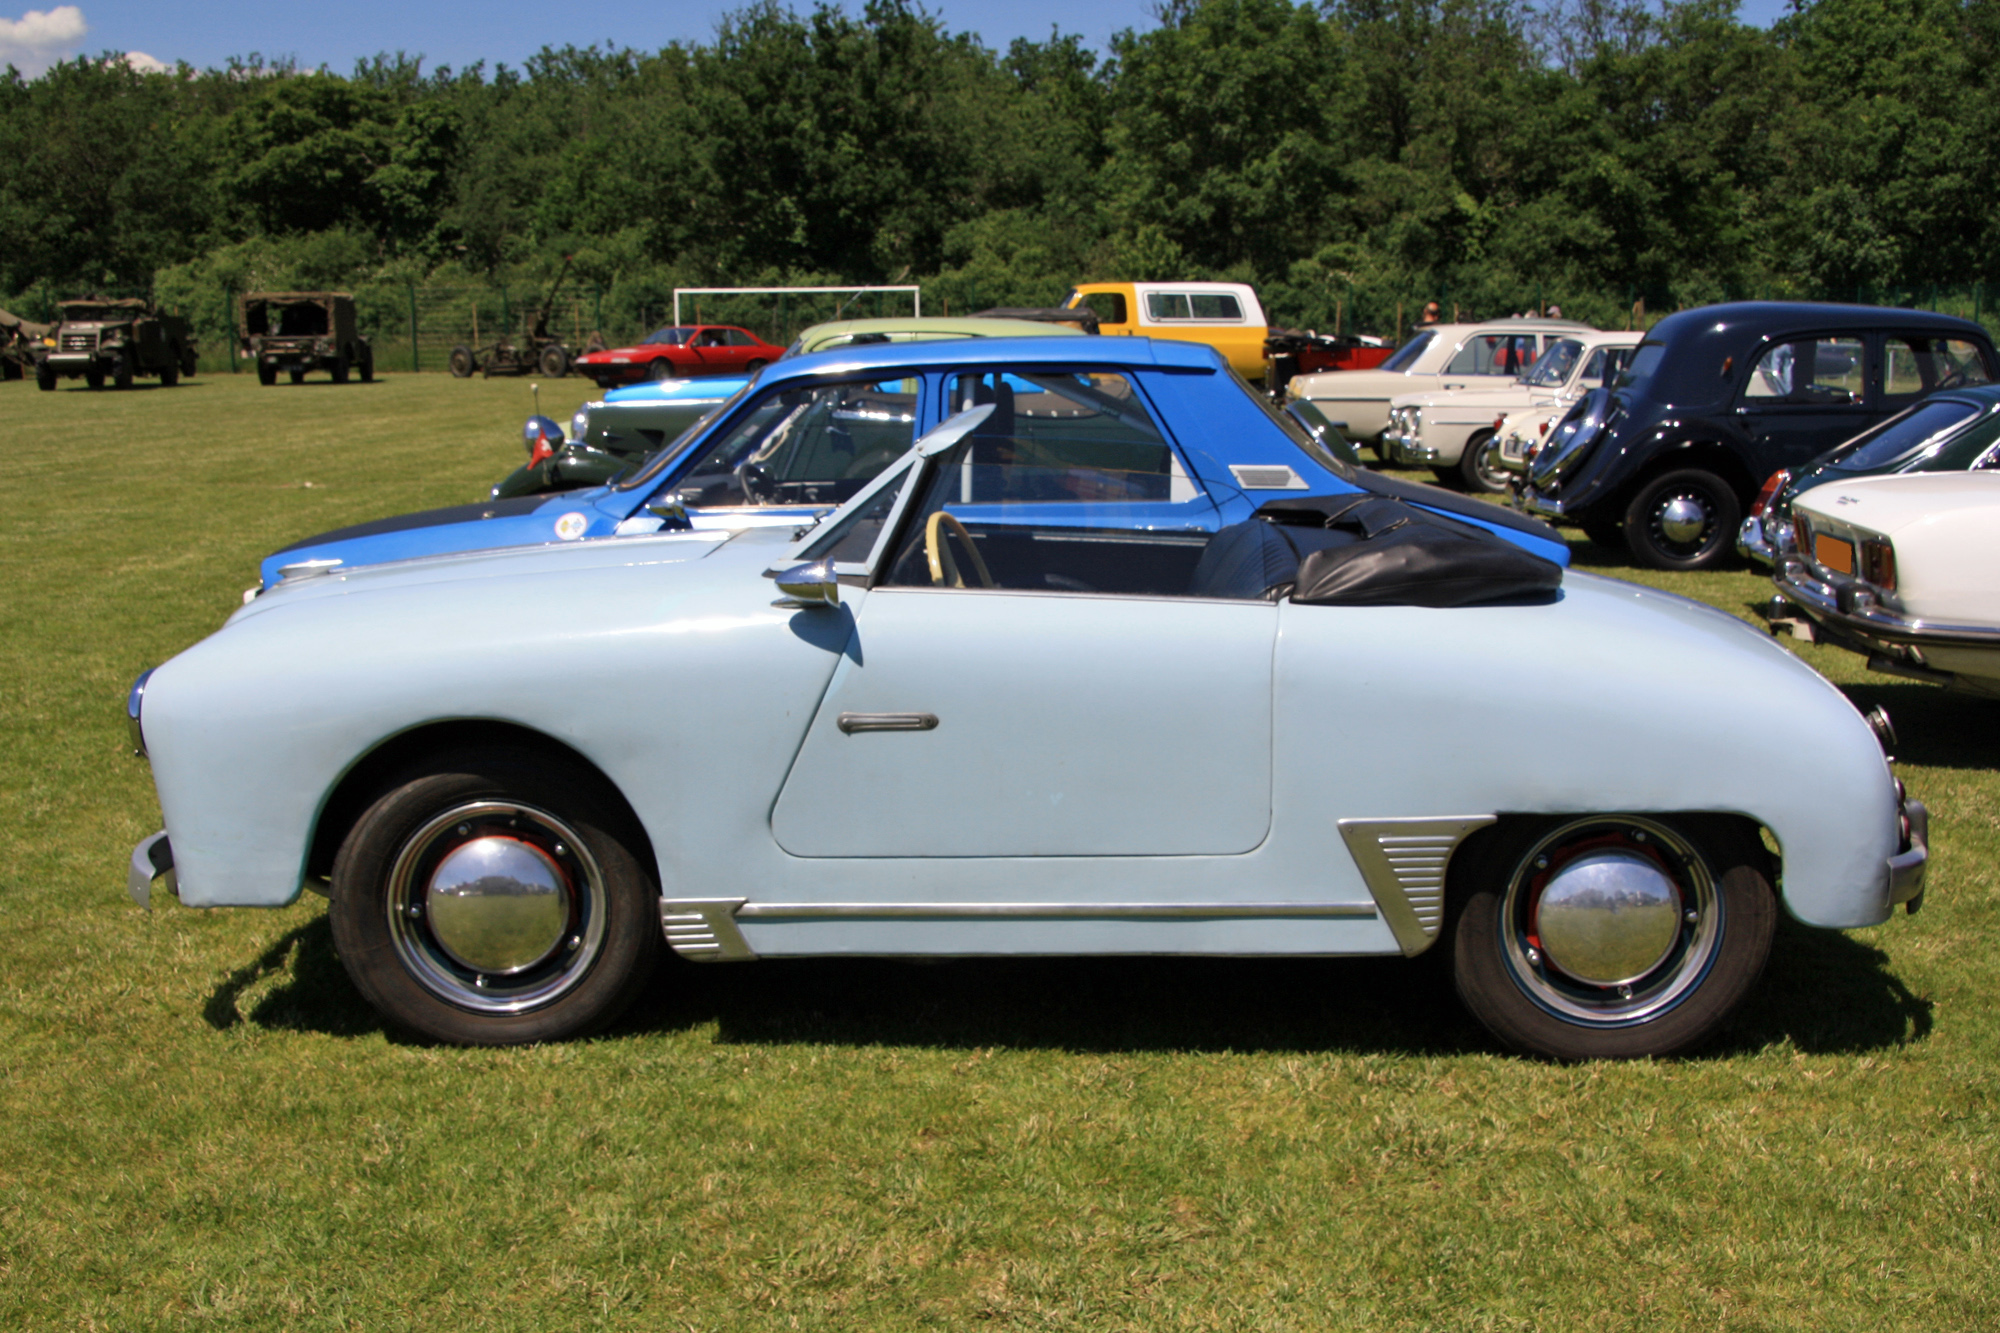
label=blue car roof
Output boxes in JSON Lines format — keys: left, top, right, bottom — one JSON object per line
{"left": 765, "top": 335, "right": 1223, "bottom": 384}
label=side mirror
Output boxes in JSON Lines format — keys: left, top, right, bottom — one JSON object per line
{"left": 645, "top": 493, "right": 690, "bottom": 527}
{"left": 771, "top": 560, "right": 839, "bottom": 609}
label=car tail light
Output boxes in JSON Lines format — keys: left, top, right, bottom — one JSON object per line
{"left": 1537, "top": 420, "right": 1549, "bottom": 435}
{"left": 1860, "top": 538, "right": 1898, "bottom": 591}
{"left": 1750, "top": 469, "right": 1791, "bottom": 520}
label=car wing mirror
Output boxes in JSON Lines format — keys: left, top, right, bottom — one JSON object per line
{"left": 645, "top": 493, "right": 690, "bottom": 526}
{"left": 917, "top": 402, "right": 996, "bottom": 458}
{"left": 771, "top": 559, "right": 839, "bottom": 609}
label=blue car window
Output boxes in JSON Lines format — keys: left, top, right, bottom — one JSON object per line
{"left": 667, "top": 379, "right": 919, "bottom": 509}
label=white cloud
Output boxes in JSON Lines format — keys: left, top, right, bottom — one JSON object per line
{"left": 118, "top": 49, "right": 167, "bottom": 72}
{"left": 0, "top": 5, "right": 87, "bottom": 76}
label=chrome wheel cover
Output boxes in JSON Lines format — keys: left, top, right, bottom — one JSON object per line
{"left": 1647, "top": 486, "right": 1718, "bottom": 557}
{"left": 1500, "top": 817, "right": 1721, "bottom": 1027}
{"left": 1470, "top": 435, "right": 1511, "bottom": 491}
{"left": 385, "top": 800, "right": 608, "bottom": 1014}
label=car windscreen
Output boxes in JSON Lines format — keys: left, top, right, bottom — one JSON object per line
{"left": 1909, "top": 406, "right": 2000, "bottom": 472}
{"left": 1830, "top": 398, "right": 1985, "bottom": 471}
{"left": 641, "top": 327, "right": 696, "bottom": 345}
{"left": 1615, "top": 342, "right": 1666, "bottom": 394}
{"left": 1378, "top": 332, "right": 1434, "bottom": 373}
{"left": 1525, "top": 339, "right": 1584, "bottom": 388}
{"left": 612, "top": 384, "right": 754, "bottom": 489}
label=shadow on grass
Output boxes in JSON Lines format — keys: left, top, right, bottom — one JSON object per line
{"left": 204, "top": 914, "right": 382, "bottom": 1037}
{"left": 205, "top": 905, "right": 1933, "bottom": 1059}
{"left": 1833, "top": 680, "right": 2000, "bottom": 772}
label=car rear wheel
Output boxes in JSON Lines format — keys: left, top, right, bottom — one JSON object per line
{"left": 358, "top": 345, "right": 374, "bottom": 382}
{"left": 289, "top": 367, "right": 307, "bottom": 385}
{"left": 449, "top": 345, "right": 476, "bottom": 378}
{"left": 1622, "top": 469, "right": 1741, "bottom": 570}
{"left": 745, "top": 358, "right": 768, "bottom": 374}
{"left": 649, "top": 359, "right": 677, "bottom": 382}
{"left": 112, "top": 356, "right": 132, "bottom": 390}
{"left": 1458, "top": 430, "right": 1510, "bottom": 494}
{"left": 35, "top": 362, "right": 55, "bottom": 391}
{"left": 331, "top": 347, "right": 350, "bottom": 385}
{"left": 1450, "top": 815, "right": 1775, "bottom": 1060}
{"left": 329, "top": 747, "right": 662, "bottom": 1045}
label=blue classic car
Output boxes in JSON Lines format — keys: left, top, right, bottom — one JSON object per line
{"left": 129, "top": 346, "right": 1926, "bottom": 1061}
{"left": 257, "top": 338, "right": 1561, "bottom": 593}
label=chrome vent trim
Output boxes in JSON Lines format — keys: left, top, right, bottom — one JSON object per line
{"left": 1337, "top": 816, "right": 1497, "bottom": 956}
{"left": 659, "top": 897, "right": 756, "bottom": 961}
{"left": 1228, "top": 464, "right": 1308, "bottom": 490}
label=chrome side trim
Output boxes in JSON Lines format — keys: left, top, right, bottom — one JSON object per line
{"left": 837, "top": 712, "right": 939, "bottom": 734}
{"left": 1337, "top": 815, "right": 1497, "bottom": 956}
{"left": 735, "top": 900, "right": 1378, "bottom": 921}
{"left": 659, "top": 898, "right": 757, "bottom": 961}
{"left": 127, "top": 831, "right": 175, "bottom": 909}
{"left": 1776, "top": 559, "right": 2000, "bottom": 646}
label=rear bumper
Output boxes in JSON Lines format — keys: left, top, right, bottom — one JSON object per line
{"left": 1888, "top": 794, "right": 1928, "bottom": 913}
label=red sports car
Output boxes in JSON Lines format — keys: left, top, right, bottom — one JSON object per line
{"left": 575, "top": 324, "right": 783, "bottom": 387}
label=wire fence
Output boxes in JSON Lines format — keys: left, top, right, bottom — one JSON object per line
{"left": 8, "top": 277, "right": 1999, "bottom": 376}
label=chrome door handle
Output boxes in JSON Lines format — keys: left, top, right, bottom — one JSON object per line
{"left": 837, "top": 712, "right": 939, "bottom": 734}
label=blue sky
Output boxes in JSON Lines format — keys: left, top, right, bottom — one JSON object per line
{"left": 4, "top": 0, "right": 1797, "bottom": 79}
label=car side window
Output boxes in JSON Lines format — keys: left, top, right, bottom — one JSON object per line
{"left": 1072, "top": 291, "right": 1128, "bottom": 324}
{"left": 669, "top": 379, "right": 919, "bottom": 509}
{"left": 1146, "top": 292, "right": 1193, "bottom": 321}
{"left": 879, "top": 371, "right": 1213, "bottom": 596}
{"left": 1743, "top": 337, "right": 1866, "bottom": 404}
{"left": 1190, "top": 293, "right": 1244, "bottom": 321}
{"left": 1446, "top": 334, "right": 1536, "bottom": 376}
{"left": 1884, "top": 336, "right": 1994, "bottom": 399}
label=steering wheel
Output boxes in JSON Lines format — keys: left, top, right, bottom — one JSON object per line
{"left": 924, "top": 512, "right": 995, "bottom": 588}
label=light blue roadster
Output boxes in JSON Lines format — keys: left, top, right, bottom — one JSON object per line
{"left": 128, "top": 346, "right": 1927, "bottom": 1060}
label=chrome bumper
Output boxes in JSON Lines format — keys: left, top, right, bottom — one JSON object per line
{"left": 128, "top": 831, "right": 175, "bottom": 909}
{"left": 1386, "top": 435, "right": 1439, "bottom": 465}
{"left": 1737, "top": 515, "right": 1774, "bottom": 566}
{"left": 1888, "top": 792, "right": 1928, "bottom": 913}
{"left": 1774, "top": 559, "right": 2000, "bottom": 650}
{"left": 1520, "top": 488, "right": 1564, "bottom": 518}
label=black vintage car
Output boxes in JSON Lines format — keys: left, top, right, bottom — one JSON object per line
{"left": 1521, "top": 302, "right": 1997, "bottom": 569}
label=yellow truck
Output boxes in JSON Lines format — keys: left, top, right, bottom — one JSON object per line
{"left": 1064, "top": 281, "right": 1268, "bottom": 380}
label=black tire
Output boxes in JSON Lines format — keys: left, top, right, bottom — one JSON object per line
{"left": 1457, "top": 430, "right": 1510, "bottom": 494}
{"left": 160, "top": 360, "right": 179, "bottom": 388}
{"left": 257, "top": 362, "right": 277, "bottom": 387}
{"left": 648, "top": 358, "right": 677, "bottom": 382}
{"left": 1622, "top": 469, "right": 1741, "bottom": 570}
{"left": 36, "top": 362, "right": 55, "bottom": 391}
{"left": 359, "top": 344, "right": 374, "bottom": 383}
{"left": 744, "top": 358, "right": 768, "bottom": 375}
{"left": 1579, "top": 517, "right": 1624, "bottom": 548}
{"left": 288, "top": 366, "right": 307, "bottom": 385}
{"left": 112, "top": 356, "right": 132, "bottom": 390}
{"left": 449, "top": 345, "right": 476, "bottom": 378}
{"left": 1449, "top": 815, "right": 1776, "bottom": 1060}
{"left": 538, "top": 344, "right": 570, "bottom": 378}
{"left": 329, "top": 747, "right": 662, "bottom": 1045}
{"left": 85, "top": 364, "right": 105, "bottom": 390}
{"left": 331, "top": 347, "right": 350, "bottom": 385}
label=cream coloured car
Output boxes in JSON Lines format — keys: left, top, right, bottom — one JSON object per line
{"left": 1383, "top": 332, "right": 1639, "bottom": 492}
{"left": 1775, "top": 470, "right": 2000, "bottom": 696}
{"left": 1289, "top": 318, "right": 1594, "bottom": 451}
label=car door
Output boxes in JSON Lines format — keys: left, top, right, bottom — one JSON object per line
{"left": 1735, "top": 334, "right": 1880, "bottom": 475}
{"left": 770, "top": 367, "right": 1270, "bottom": 861}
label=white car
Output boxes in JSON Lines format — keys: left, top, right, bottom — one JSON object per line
{"left": 1382, "top": 332, "right": 1640, "bottom": 492}
{"left": 1775, "top": 471, "right": 2000, "bottom": 696}
{"left": 1288, "top": 318, "right": 1595, "bottom": 450}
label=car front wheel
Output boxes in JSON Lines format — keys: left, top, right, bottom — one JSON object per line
{"left": 648, "top": 359, "right": 677, "bottom": 382}
{"left": 329, "top": 747, "right": 662, "bottom": 1045}
{"left": 1622, "top": 469, "right": 1741, "bottom": 570}
{"left": 1458, "top": 430, "right": 1510, "bottom": 493}
{"left": 1449, "top": 815, "right": 1775, "bottom": 1060}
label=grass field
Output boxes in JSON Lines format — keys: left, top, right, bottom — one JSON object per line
{"left": 3, "top": 370, "right": 1997, "bottom": 1330}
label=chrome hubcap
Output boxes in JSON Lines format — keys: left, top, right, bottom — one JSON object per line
{"left": 386, "top": 800, "right": 606, "bottom": 1014}
{"left": 426, "top": 837, "right": 571, "bottom": 975}
{"left": 1654, "top": 494, "right": 1712, "bottom": 549}
{"left": 1501, "top": 817, "right": 1721, "bottom": 1027}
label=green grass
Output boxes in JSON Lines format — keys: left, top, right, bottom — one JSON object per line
{"left": 3, "top": 373, "right": 1998, "bottom": 1330}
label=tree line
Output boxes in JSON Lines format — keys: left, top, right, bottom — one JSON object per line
{"left": 2, "top": 0, "right": 1996, "bottom": 338}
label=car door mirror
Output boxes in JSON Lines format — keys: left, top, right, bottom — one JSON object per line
{"left": 772, "top": 560, "right": 840, "bottom": 608}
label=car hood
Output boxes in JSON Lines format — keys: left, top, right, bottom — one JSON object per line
{"left": 1794, "top": 471, "right": 2000, "bottom": 538}
{"left": 256, "top": 490, "right": 641, "bottom": 588}
{"left": 239, "top": 523, "right": 801, "bottom": 623}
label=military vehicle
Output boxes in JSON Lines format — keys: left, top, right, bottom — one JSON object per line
{"left": 0, "top": 307, "right": 50, "bottom": 380}
{"left": 449, "top": 256, "right": 576, "bottom": 379}
{"left": 34, "top": 297, "right": 197, "bottom": 390}
{"left": 240, "top": 291, "right": 373, "bottom": 386}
